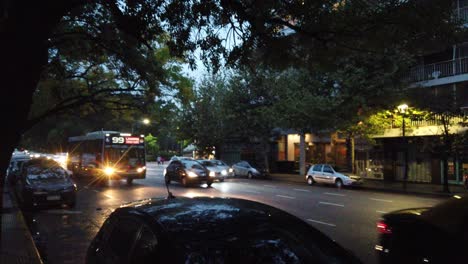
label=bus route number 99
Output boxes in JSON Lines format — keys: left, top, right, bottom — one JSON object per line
{"left": 112, "top": 136, "right": 125, "bottom": 144}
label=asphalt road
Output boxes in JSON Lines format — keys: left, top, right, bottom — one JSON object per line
{"left": 22, "top": 162, "right": 447, "bottom": 264}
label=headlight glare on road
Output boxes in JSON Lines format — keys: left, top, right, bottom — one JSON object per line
{"left": 104, "top": 167, "right": 115, "bottom": 176}
{"left": 188, "top": 171, "right": 198, "bottom": 177}
{"left": 209, "top": 171, "right": 216, "bottom": 177}
{"left": 221, "top": 170, "right": 227, "bottom": 176}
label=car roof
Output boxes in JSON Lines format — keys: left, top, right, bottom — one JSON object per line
{"left": 117, "top": 197, "right": 360, "bottom": 263}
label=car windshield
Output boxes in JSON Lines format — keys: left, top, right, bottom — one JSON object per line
{"left": 200, "top": 161, "right": 215, "bottom": 167}
{"left": 182, "top": 160, "right": 204, "bottom": 170}
{"left": 26, "top": 165, "right": 68, "bottom": 181}
{"left": 213, "top": 160, "right": 227, "bottom": 166}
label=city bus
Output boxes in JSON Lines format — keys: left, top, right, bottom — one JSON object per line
{"left": 67, "top": 131, "right": 146, "bottom": 185}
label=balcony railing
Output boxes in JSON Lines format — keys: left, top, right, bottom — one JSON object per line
{"left": 404, "top": 57, "right": 468, "bottom": 83}
{"left": 390, "top": 114, "right": 466, "bottom": 129}
{"left": 457, "top": 6, "right": 468, "bottom": 22}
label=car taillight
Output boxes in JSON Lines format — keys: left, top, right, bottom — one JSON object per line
{"left": 377, "top": 220, "right": 392, "bottom": 234}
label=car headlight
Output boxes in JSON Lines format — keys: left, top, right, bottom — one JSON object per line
{"left": 209, "top": 171, "right": 216, "bottom": 177}
{"left": 137, "top": 166, "right": 146, "bottom": 173}
{"left": 104, "top": 167, "right": 115, "bottom": 176}
{"left": 221, "top": 170, "right": 227, "bottom": 176}
{"left": 187, "top": 171, "right": 198, "bottom": 177}
{"left": 228, "top": 168, "right": 233, "bottom": 173}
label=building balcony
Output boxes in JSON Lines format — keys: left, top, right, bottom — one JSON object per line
{"left": 372, "top": 114, "right": 467, "bottom": 138}
{"left": 405, "top": 57, "right": 468, "bottom": 87}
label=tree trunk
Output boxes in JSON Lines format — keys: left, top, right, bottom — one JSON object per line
{"left": 262, "top": 140, "right": 270, "bottom": 173}
{"left": 346, "top": 134, "right": 355, "bottom": 173}
{"left": 299, "top": 132, "right": 306, "bottom": 175}
{"left": 1, "top": 2, "right": 68, "bottom": 249}
{"left": 442, "top": 155, "right": 450, "bottom": 193}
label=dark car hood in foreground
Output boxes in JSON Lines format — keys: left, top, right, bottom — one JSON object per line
{"left": 119, "top": 197, "right": 362, "bottom": 263}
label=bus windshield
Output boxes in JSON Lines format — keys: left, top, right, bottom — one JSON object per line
{"left": 106, "top": 147, "right": 145, "bottom": 168}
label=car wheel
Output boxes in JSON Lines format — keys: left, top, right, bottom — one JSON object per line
{"left": 126, "top": 178, "right": 133, "bottom": 185}
{"left": 207, "top": 181, "right": 213, "bottom": 187}
{"left": 181, "top": 177, "right": 188, "bottom": 187}
{"left": 307, "top": 176, "right": 314, "bottom": 186}
{"left": 335, "top": 179, "right": 343, "bottom": 188}
{"left": 248, "top": 172, "right": 253, "bottom": 179}
{"left": 165, "top": 175, "right": 171, "bottom": 184}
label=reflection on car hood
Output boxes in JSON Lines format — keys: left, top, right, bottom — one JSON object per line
{"left": 204, "top": 166, "right": 224, "bottom": 173}
{"left": 28, "top": 179, "right": 73, "bottom": 191}
{"left": 119, "top": 197, "right": 362, "bottom": 264}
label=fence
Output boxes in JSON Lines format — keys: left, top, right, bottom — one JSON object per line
{"left": 405, "top": 57, "right": 468, "bottom": 83}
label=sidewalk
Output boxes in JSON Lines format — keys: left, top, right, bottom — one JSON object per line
{"left": 1, "top": 184, "right": 43, "bottom": 264}
{"left": 269, "top": 173, "right": 466, "bottom": 197}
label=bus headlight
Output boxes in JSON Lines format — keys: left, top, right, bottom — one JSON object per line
{"left": 137, "top": 167, "right": 146, "bottom": 173}
{"left": 104, "top": 167, "right": 115, "bottom": 176}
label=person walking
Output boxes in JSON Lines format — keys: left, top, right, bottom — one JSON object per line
{"left": 157, "top": 156, "right": 161, "bottom": 165}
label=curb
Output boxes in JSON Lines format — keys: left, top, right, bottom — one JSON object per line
{"left": 2, "top": 184, "right": 44, "bottom": 264}
{"left": 269, "top": 174, "right": 463, "bottom": 198}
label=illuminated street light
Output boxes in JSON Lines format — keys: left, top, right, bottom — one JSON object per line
{"left": 132, "top": 118, "right": 151, "bottom": 133}
{"left": 397, "top": 104, "right": 408, "bottom": 115}
{"left": 397, "top": 103, "right": 409, "bottom": 189}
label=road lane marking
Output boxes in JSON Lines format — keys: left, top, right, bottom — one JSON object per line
{"left": 307, "top": 219, "right": 336, "bottom": 227}
{"left": 263, "top": 185, "right": 276, "bottom": 188}
{"left": 319, "top": 201, "right": 344, "bottom": 207}
{"left": 276, "top": 195, "right": 295, "bottom": 199}
{"left": 376, "top": 210, "right": 387, "bottom": 214}
{"left": 370, "top": 198, "right": 393, "bottom": 203}
{"left": 324, "top": 192, "right": 346, "bottom": 197}
{"left": 294, "top": 188, "right": 311, "bottom": 192}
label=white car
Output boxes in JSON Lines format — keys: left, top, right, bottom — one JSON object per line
{"left": 211, "top": 159, "right": 234, "bottom": 177}
{"left": 197, "top": 159, "right": 228, "bottom": 182}
{"left": 305, "top": 164, "right": 362, "bottom": 188}
{"left": 232, "top": 161, "right": 267, "bottom": 179}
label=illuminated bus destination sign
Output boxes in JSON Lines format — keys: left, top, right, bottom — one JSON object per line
{"left": 125, "top": 137, "right": 141, "bottom": 144}
{"left": 107, "top": 136, "right": 144, "bottom": 145}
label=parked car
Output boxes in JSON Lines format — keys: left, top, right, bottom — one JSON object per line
{"left": 306, "top": 164, "right": 362, "bottom": 188}
{"left": 164, "top": 159, "right": 214, "bottom": 187}
{"left": 375, "top": 196, "right": 467, "bottom": 264}
{"left": 197, "top": 159, "right": 227, "bottom": 182}
{"left": 232, "top": 160, "right": 269, "bottom": 179}
{"left": 7, "top": 152, "right": 30, "bottom": 185}
{"left": 212, "top": 159, "right": 235, "bottom": 177}
{"left": 15, "top": 157, "right": 77, "bottom": 208}
{"left": 86, "top": 197, "right": 362, "bottom": 264}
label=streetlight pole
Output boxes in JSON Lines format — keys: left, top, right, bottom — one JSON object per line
{"left": 397, "top": 104, "right": 408, "bottom": 190}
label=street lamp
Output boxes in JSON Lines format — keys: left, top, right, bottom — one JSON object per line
{"left": 397, "top": 104, "right": 409, "bottom": 189}
{"left": 132, "top": 118, "right": 150, "bottom": 134}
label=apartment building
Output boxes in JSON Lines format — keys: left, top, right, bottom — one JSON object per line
{"left": 354, "top": 0, "right": 468, "bottom": 185}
